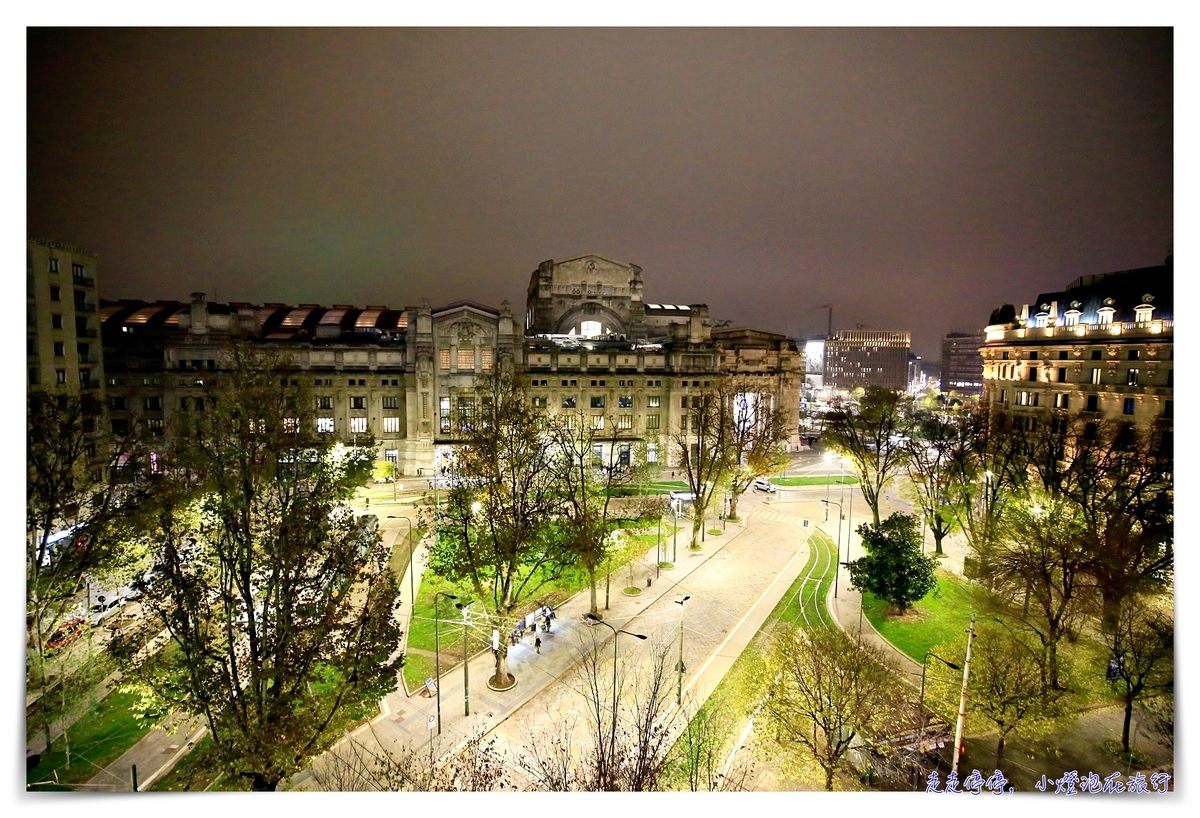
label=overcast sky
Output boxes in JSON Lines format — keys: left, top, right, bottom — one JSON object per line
{"left": 27, "top": 27, "right": 1172, "bottom": 359}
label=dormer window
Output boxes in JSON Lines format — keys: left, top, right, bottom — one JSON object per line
{"left": 1134, "top": 304, "right": 1154, "bottom": 323}
{"left": 1097, "top": 307, "right": 1115, "bottom": 326}
{"left": 1064, "top": 310, "right": 1081, "bottom": 327}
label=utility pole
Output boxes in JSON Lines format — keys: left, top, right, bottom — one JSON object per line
{"left": 951, "top": 614, "right": 977, "bottom": 775}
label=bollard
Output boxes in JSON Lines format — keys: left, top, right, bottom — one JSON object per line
{"left": 647, "top": 577, "right": 652, "bottom": 588}
{"left": 131, "top": 764, "right": 138, "bottom": 792}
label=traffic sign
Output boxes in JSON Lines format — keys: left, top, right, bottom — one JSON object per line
{"left": 427, "top": 714, "right": 436, "bottom": 731}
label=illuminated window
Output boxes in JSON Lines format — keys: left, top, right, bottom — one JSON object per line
{"left": 1091, "top": 368, "right": 1102, "bottom": 385}
{"left": 349, "top": 417, "right": 368, "bottom": 434}
{"left": 283, "top": 417, "right": 300, "bottom": 433}
{"left": 481, "top": 348, "right": 493, "bottom": 371}
{"left": 581, "top": 320, "right": 602, "bottom": 337}
{"left": 382, "top": 396, "right": 399, "bottom": 409}
{"left": 383, "top": 417, "right": 400, "bottom": 433}
{"left": 1126, "top": 369, "right": 1139, "bottom": 386}
{"left": 562, "top": 396, "right": 577, "bottom": 408}
{"left": 1064, "top": 310, "right": 1080, "bottom": 327}
{"left": 592, "top": 444, "right": 604, "bottom": 465}
{"left": 646, "top": 414, "right": 660, "bottom": 430}
{"left": 532, "top": 396, "right": 547, "bottom": 408}
{"left": 317, "top": 396, "right": 333, "bottom": 410}
{"left": 48, "top": 258, "right": 58, "bottom": 273}
{"left": 1134, "top": 304, "right": 1154, "bottom": 323}
{"left": 458, "top": 348, "right": 475, "bottom": 370}
{"left": 1097, "top": 307, "right": 1115, "bottom": 326}
{"left": 350, "top": 396, "right": 366, "bottom": 409}
{"left": 591, "top": 415, "right": 605, "bottom": 430}
{"left": 385, "top": 449, "right": 398, "bottom": 463}
{"left": 439, "top": 349, "right": 451, "bottom": 370}
{"left": 618, "top": 395, "right": 633, "bottom": 408}
{"left": 618, "top": 414, "right": 633, "bottom": 430}
{"left": 647, "top": 443, "right": 658, "bottom": 463}
{"left": 1123, "top": 398, "right": 1135, "bottom": 416}
{"left": 439, "top": 397, "right": 451, "bottom": 432}
{"left": 317, "top": 417, "right": 335, "bottom": 433}
{"left": 1054, "top": 393, "right": 1070, "bottom": 409}
{"left": 591, "top": 396, "right": 605, "bottom": 409}
{"left": 647, "top": 395, "right": 660, "bottom": 408}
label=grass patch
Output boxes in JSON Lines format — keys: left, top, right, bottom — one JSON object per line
{"left": 771, "top": 476, "right": 858, "bottom": 486}
{"left": 861, "top": 570, "right": 975, "bottom": 662}
{"left": 27, "top": 690, "right": 157, "bottom": 791}
{"left": 707, "top": 528, "right": 723, "bottom": 536}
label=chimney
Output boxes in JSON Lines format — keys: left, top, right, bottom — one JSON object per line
{"left": 190, "top": 292, "right": 208, "bottom": 335}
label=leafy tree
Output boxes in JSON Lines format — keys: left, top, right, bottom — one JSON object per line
{"left": 26, "top": 391, "right": 152, "bottom": 749}
{"left": 1105, "top": 596, "right": 1173, "bottom": 754}
{"left": 822, "top": 386, "right": 910, "bottom": 525}
{"left": 847, "top": 513, "right": 937, "bottom": 613}
{"left": 372, "top": 459, "right": 396, "bottom": 482}
{"left": 425, "top": 369, "right": 564, "bottom": 689}
{"left": 120, "top": 343, "right": 401, "bottom": 790}
{"left": 723, "top": 381, "right": 792, "bottom": 520}
{"left": 903, "top": 411, "right": 960, "bottom": 556}
{"left": 763, "top": 627, "right": 901, "bottom": 791}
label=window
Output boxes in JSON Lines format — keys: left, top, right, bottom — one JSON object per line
{"left": 350, "top": 396, "right": 366, "bottom": 410}
{"left": 144, "top": 396, "right": 162, "bottom": 410}
{"left": 1064, "top": 311, "right": 1080, "bottom": 327}
{"left": 350, "top": 417, "right": 368, "bottom": 434}
{"left": 647, "top": 395, "right": 660, "bottom": 408}
{"left": 28, "top": 368, "right": 39, "bottom": 385}
{"left": 1058, "top": 350, "right": 1068, "bottom": 360}
{"left": 1098, "top": 307, "right": 1115, "bottom": 325}
{"left": 999, "top": 389, "right": 1006, "bottom": 403}
{"left": 1091, "top": 368, "right": 1102, "bottom": 385}
{"left": 648, "top": 379, "right": 661, "bottom": 387}
{"left": 646, "top": 414, "right": 660, "bottom": 430}
{"left": 581, "top": 320, "right": 602, "bottom": 337}
{"left": 52, "top": 314, "right": 63, "bottom": 329}
{"left": 1167, "top": 368, "right": 1173, "bottom": 388}
{"left": 562, "top": 396, "right": 577, "bottom": 408}
{"left": 618, "top": 414, "right": 633, "bottom": 430}
{"left": 179, "top": 397, "right": 190, "bottom": 410}
{"left": 457, "top": 397, "right": 475, "bottom": 422}
{"left": 532, "top": 396, "right": 547, "bottom": 408}
{"left": 1091, "top": 350, "right": 1102, "bottom": 360}
{"left": 439, "top": 349, "right": 451, "bottom": 370}
{"left": 681, "top": 396, "right": 690, "bottom": 408}
{"left": 317, "top": 417, "right": 335, "bottom": 433}
{"left": 1164, "top": 400, "right": 1173, "bottom": 419}
{"left": 618, "top": 395, "right": 633, "bottom": 408}
{"left": 647, "top": 443, "right": 658, "bottom": 463}
{"left": 49, "top": 285, "right": 60, "bottom": 301}
{"left": 1128, "top": 350, "right": 1140, "bottom": 360}
{"left": 53, "top": 342, "right": 64, "bottom": 357}
{"left": 48, "top": 258, "right": 59, "bottom": 273}
{"left": 111, "top": 418, "right": 128, "bottom": 436}
{"left": 591, "top": 415, "right": 605, "bottom": 430}
{"left": 617, "top": 443, "right": 631, "bottom": 468}
{"left": 1054, "top": 393, "right": 1070, "bottom": 409}
{"left": 1123, "top": 398, "right": 1135, "bottom": 416}
{"left": 382, "top": 449, "right": 398, "bottom": 464}
{"left": 348, "top": 379, "right": 356, "bottom": 386}
{"left": 111, "top": 396, "right": 126, "bottom": 411}
{"left": 142, "top": 377, "right": 160, "bottom": 386}
{"left": 680, "top": 416, "right": 689, "bottom": 433}
{"left": 562, "top": 379, "right": 577, "bottom": 387}
{"left": 1086, "top": 394, "right": 1099, "bottom": 412}
{"left": 195, "top": 398, "right": 205, "bottom": 412}
{"left": 591, "top": 443, "right": 604, "bottom": 465}
{"left": 481, "top": 348, "right": 493, "bottom": 370}
{"left": 458, "top": 348, "right": 475, "bottom": 370}
{"left": 1001, "top": 351, "right": 1010, "bottom": 360}
{"left": 317, "top": 396, "right": 333, "bottom": 410}
{"left": 439, "top": 397, "right": 451, "bottom": 432}
{"left": 54, "top": 368, "right": 66, "bottom": 384}
{"left": 382, "top": 396, "right": 399, "bottom": 409}
{"left": 72, "top": 263, "right": 84, "bottom": 277}
{"left": 1027, "top": 367, "right": 1038, "bottom": 381}
{"left": 1029, "top": 351, "right": 1038, "bottom": 360}
{"left": 283, "top": 417, "right": 300, "bottom": 433}
{"left": 1057, "top": 367, "right": 1067, "bottom": 383}
{"left": 590, "top": 379, "right": 607, "bottom": 387}
{"left": 1127, "top": 369, "right": 1139, "bottom": 386}
{"left": 1135, "top": 305, "right": 1153, "bottom": 322}
{"left": 591, "top": 396, "right": 605, "bottom": 409}
{"left": 383, "top": 417, "right": 400, "bottom": 433}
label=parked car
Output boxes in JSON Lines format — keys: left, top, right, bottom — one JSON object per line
{"left": 752, "top": 478, "right": 778, "bottom": 493}
{"left": 668, "top": 490, "right": 697, "bottom": 508}
{"left": 46, "top": 616, "right": 87, "bottom": 652}
{"left": 89, "top": 597, "right": 123, "bottom": 627}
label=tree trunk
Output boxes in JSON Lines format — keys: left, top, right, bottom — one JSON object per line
{"left": 588, "top": 567, "right": 598, "bottom": 615}
{"left": 1047, "top": 638, "right": 1061, "bottom": 690}
{"left": 492, "top": 641, "right": 512, "bottom": 687}
{"left": 996, "top": 732, "right": 1007, "bottom": 768}
{"left": 690, "top": 512, "right": 703, "bottom": 548}
{"left": 1122, "top": 696, "right": 1134, "bottom": 753}
{"left": 728, "top": 493, "right": 740, "bottom": 520}
{"left": 932, "top": 530, "right": 945, "bottom": 556}
{"left": 824, "top": 765, "right": 835, "bottom": 791}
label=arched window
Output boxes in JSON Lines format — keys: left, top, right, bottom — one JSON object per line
{"left": 1134, "top": 304, "right": 1154, "bottom": 323}
{"left": 1097, "top": 307, "right": 1115, "bottom": 326}
{"left": 1064, "top": 310, "right": 1081, "bottom": 327}
{"left": 580, "top": 320, "right": 602, "bottom": 337}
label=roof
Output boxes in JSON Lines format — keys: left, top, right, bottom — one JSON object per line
{"left": 1031, "top": 262, "right": 1172, "bottom": 324}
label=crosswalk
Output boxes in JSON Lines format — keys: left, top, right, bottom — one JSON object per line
{"left": 745, "top": 508, "right": 811, "bottom": 528}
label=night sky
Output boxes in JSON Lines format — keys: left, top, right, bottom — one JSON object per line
{"left": 27, "top": 28, "right": 1172, "bottom": 359}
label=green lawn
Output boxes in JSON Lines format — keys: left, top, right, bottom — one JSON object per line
{"left": 860, "top": 570, "right": 975, "bottom": 662}
{"left": 27, "top": 690, "right": 156, "bottom": 791}
{"left": 771, "top": 475, "right": 858, "bottom": 486}
{"left": 401, "top": 524, "right": 679, "bottom": 691}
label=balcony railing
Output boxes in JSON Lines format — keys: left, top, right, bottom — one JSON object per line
{"left": 73, "top": 274, "right": 96, "bottom": 287}
{"left": 985, "top": 319, "right": 1173, "bottom": 343}
{"left": 76, "top": 328, "right": 98, "bottom": 338}
{"left": 74, "top": 302, "right": 96, "bottom": 313}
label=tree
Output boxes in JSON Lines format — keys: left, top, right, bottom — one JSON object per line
{"left": 846, "top": 513, "right": 937, "bottom": 613}
{"left": 425, "top": 369, "right": 565, "bottom": 689}
{"left": 547, "top": 407, "right": 647, "bottom": 616}
{"left": 669, "top": 697, "right": 748, "bottom": 791}
{"left": 762, "top": 627, "right": 901, "bottom": 791}
{"left": 671, "top": 380, "right": 735, "bottom": 548}
{"left": 120, "top": 343, "right": 401, "bottom": 790}
{"left": 903, "top": 411, "right": 960, "bottom": 556}
{"left": 26, "top": 391, "right": 152, "bottom": 750}
{"left": 1105, "top": 596, "right": 1173, "bottom": 754}
{"left": 822, "top": 386, "right": 910, "bottom": 525}
{"left": 723, "top": 382, "right": 792, "bottom": 520}
{"left": 987, "top": 496, "right": 1092, "bottom": 690}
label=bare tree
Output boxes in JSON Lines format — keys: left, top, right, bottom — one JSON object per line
{"left": 822, "top": 386, "right": 910, "bottom": 526}
{"left": 724, "top": 382, "right": 792, "bottom": 520}
{"left": 903, "top": 410, "right": 960, "bottom": 556}
{"left": 1105, "top": 596, "right": 1173, "bottom": 754}
{"left": 671, "top": 380, "right": 735, "bottom": 548}
{"left": 669, "top": 697, "right": 748, "bottom": 791}
{"left": 762, "top": 626, "right": 901, "bottom": 791}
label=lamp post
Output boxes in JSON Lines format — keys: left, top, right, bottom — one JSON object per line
{"left": 672, "top": 500, "right": 680, "bottom": 562}
{"left": 433, "top": 592, "right": 457, "bottom": 735}
{"left": 656, "top": 514, "right": 662, "bottom": 576}
{"left": 919, "top": 650, "right": 960, "bottom": 736}
{"left": 457, "top": 600, "right": 474, "bottom": 717}
{"left": 584, "top": 612, "right": 647, "bottom": 784}
{"left": 951, "top": 615, "right": 977, "bottom": 775}
{"left": 675, "top": 595, "right": 691, "bottom": 705}
{"left": 387, "top": 515, "right": 415, "bottom": 613}
{"left": 823, "top": 451, "right": 835, "bottom": 520}
{"left": 823, "top": 498, "right": 843, "bottom": 598}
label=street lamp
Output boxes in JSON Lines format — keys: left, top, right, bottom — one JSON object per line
{"left": 675, "top": 595, "right": 691, "bottom": 705}
{"left": 822, "top": 498, "right": 844, "bottom": 598}
{"left": 387, "top": 515, "right": 415, "bottom": 613}
{"left": 433, "top": 592, "right": 457, "bottom": 735}
{"left": 584, "top": 612, "right": 647, "bottom": 781}
{"left": 912, "top": 649, "right": 960, "bottom": 791}
{"left": 823, "top": 451, "right": 835, "bottom": 520}
{"left": 457, "top": 600, "right": 474, "bottom": 716}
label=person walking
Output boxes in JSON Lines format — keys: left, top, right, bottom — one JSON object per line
{"left": 535, "top": 636, "right": 542, "bottom": 654}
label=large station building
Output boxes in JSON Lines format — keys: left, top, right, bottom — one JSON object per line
{"left": 90, "top": 252, "right": 803, "bottom": 474}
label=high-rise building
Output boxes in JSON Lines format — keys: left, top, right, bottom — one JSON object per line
{"left": 823, "top": 330, "right": 911, "bottom": 392}
{"left": 27, "top": 238, "right": 104, "bottom": 398}
{"left": 940, "top": 331, "right": 986, "bottom": 395}
{"left": 980, "top": 257, "right": 1172, "bottom": 430}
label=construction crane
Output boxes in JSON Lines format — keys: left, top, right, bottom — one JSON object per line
{"left": 816, "top": 304, "right": 835, "bottom": 337}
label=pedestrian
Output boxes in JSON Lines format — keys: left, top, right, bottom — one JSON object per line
{"left": 544, "top": 616, "right": 551, "bottom": 634}
{"left": 535, "top": 636, "right": 542, "bottom": 654}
